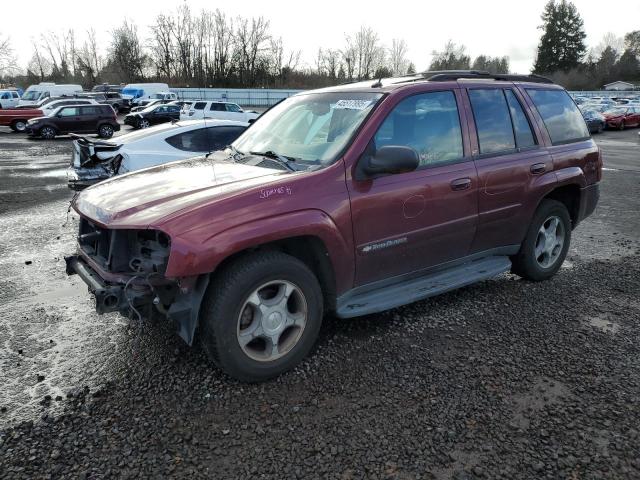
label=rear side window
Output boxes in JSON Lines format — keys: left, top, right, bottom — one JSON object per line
{"left": 374, "top": 91, "right": 464, "bottom": 168}
{"left": 166, "top": 128, "right": 211, "bottom": 152}
{"left": 526, "top": 89, "right": 589, "bottom": 145}
{"left": 80, "top": 106, "right": 99, "bottom": 115}
{"left": 209, "top": 126, "right": 246, "bottom": 150}
{"left": 193, "top": 102, "right": 206, "bottom": 110}
{"left": 210, "top": 103, "right": 225, "bottom": 111}
{"left": 1, "top": 93, "right": 9, "bottom": 99}
{"left": 504, "top": 90, "right": 536, "bottom": 149}
{"left": 468, "top": 89, "right": 515, "bottom": 154}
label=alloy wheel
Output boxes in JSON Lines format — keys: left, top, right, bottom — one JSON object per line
{"left": 236, "top": 280, "right": 308, "bottom": 362}
{"left": 534, "top": 216, "right": 565, "bottom": 269}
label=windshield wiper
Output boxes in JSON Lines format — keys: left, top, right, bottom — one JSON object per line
{"left": 249, "top": 150, "right": 298, "bottom": 172}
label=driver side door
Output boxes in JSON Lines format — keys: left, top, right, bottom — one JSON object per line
{"left": 347, "top": 89, "right": 479, "bottom": 286}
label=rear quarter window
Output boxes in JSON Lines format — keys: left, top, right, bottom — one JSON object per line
{"left": 526, "top": 89, "right": 589, "bottom": 145}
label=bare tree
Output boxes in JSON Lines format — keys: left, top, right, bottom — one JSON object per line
{"left": 322, "top": 49, "right": 341, "bottom": 78}
{"left": 235, "top": 16, "right": 270, "bottom": 86}
{"left": 172, "top": 3, "right": 194, "bottom": 82}
{"left": 150, "top": 14, "right": 175, "bottom": 80}
{"left": 76, "top": 30, "right": 103, "bottom": 85}
{"left": 212, "top": 10, "right": 234, "bottom": 84}
{"left": 344, "top": 27, "right": 385, "bottom": 80}
{"left": 0, "top": 34, "right": 17, "bottom": 77}
{"left": 389, "top": 38, "right": 409, "bottom": 76}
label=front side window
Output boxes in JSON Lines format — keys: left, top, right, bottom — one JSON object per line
{"left": 469, "top": 89, "right": 515, "bottom": 154}
{"left": 233, "top": 92, "right": 382, "bottom": 165}
{"left": 226, "top": 103, "right": 242, "bottom": 112}
{"left": 526, "top": 89, "right": 589, "bottom": 145}
{"left": 210, "top": 103, "right": 225, "bottom": 111}
{"left": 374, "top": 91, "right": 464, "bottom": 168}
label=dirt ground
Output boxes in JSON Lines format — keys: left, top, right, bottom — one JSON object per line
{"left": 0, "top": 125, "right": 639, "bottom": 479}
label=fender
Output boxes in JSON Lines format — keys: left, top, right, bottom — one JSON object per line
{"left": 166, "top": 209, "right": 354, "bottom": 294}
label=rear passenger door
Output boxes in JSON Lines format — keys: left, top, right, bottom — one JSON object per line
{"left": 463, "top": 87, "right": 553, "bottom": 253}
{"left": 348, "top": 89, "right": 479, "bottom": 285}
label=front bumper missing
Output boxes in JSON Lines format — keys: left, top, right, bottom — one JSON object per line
{"left": 65, "top": 254, "right": 209, "bottom": 346}
{"left": 65, "top": 255, "right": 152, "bottom": 315}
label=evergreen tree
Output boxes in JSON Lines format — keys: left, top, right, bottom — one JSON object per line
{"left": 616, "top": 49, "right": 640, "bottom": 80}
{"left": 533, "top": 0, "right": 586, "bottom": 74}
{"left": 624, "top": 31, "right": 640, "bottom": 57}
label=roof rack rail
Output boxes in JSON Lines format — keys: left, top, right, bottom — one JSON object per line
{"left": 421, "top": 70, "right": 554, "bottom": 84}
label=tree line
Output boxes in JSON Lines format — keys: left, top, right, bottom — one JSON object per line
{"left": 0, "top": 1, "right": 638, "bottom": 91}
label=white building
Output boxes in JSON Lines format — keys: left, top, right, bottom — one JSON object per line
{"left": 603, "top": 81, "right": 635, "bottom": 91}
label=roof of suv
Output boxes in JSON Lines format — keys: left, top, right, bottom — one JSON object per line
{"left": 311, "top": 70, "right": 563, "bottom": 94}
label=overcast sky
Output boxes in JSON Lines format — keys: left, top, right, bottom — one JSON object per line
{"left": 4, "top": 0, "right": 639, "bottom": 75}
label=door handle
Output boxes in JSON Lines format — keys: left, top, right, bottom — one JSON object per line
{"left": 530, "top": 163, "right": 546, "bottom": 175}
{"left": 450, "top": 177, "right": 472, "bottom": 191}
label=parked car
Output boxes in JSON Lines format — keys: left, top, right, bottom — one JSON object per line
{"left": 130, "top": 99, "right": 162, "bottom": 113}
{"left": 581, "top": 109, "right": 606, "bottom": 134}
{"left": 0, "top": 107, "right": 44, "bottom": 132}
{"left": 65, "top": 71, "right": 601, "bottom": 382}
{"left": 102, "top": 92, "right": 125, "bottom": 113}
{"left": 124, "top": 103, "right": 181, "bottom": 129}
{"left": 0, "top": 90, "right": 21, "bottom": 109}
{"left": 602, "top": 106, "right": 640, "bottom": 130}
{"left": 181, "top": 101, "right": 260, "bottom": 123}
{"left": 40, "top": 98, "right": 99, "bottom": 116}
{"left": 26, "top": 104, "right": 120, "bottom": 139}
{"left": 134, "top": 91, "right": 178, "bottom": 109}
{"left": 18, "top": 83, "right": 83, "bottom": 106}
{"left": 92, "top": 83, "right": 124, "bottom": 93}
{"left": 120, "top": 83, "right": 170, "bottom": 109}
{"left": 67, "top": 120, "right": 248, "bottom": 190}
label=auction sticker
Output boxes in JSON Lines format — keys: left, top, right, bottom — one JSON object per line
{"left": 334, "top": 99, "right": 373, "bottom": 110}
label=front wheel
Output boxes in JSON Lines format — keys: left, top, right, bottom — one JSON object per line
{"left": 199, "top": 251, "right": 323, "bottom": 382}
{"left": 137, "top": 118, "right": 150, "bottom": 129}
{"left": 39, "top": 126, "right": 56, "bottom": 140}
{"left": 619, "top": 121, "right": 625, "bottom": 131}
{"left": 11, "top": 120, "right": 27, "bottom": 132}
{"left": 511, "top": 199, "right": 571, "bottom": 281}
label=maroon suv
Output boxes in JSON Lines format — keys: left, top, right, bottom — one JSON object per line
{"left": 65, "top": 71, "right": 601, "bottom": 381}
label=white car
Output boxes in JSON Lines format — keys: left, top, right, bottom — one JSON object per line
{"left": 180, "top": 101, "right": 260, "bottom": 123}
{"left": 67, "top": 119, "right": 248, "bottom": 190}
{"left": 41, "top": 98, "right": 100, "bottom": 116}
{"left": 0, "top": 90, "right": 21, "bottom": 109}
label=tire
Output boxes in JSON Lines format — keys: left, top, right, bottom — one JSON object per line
{"left": 619, "top": 121, "right": 625, "bottom": 131}
{"left": 39, "top": 126, "right": 56, "bottom": 140}
{"left": 597, "top": 124, "right": 604, "bottom": 134}
{"left": 138, "top": 118, "right": 150, "bottom": 129}
{"left": 511, "top": 199, "right": 571, "bottom": 281}
{"left": 200, "top": 251, "right": 323, "bottom": 382}
{"left": 11, "top": 120, "right": 27, "bottom": 133}
{"left": 98, "top": 124, "right": 114, "bottom": 139}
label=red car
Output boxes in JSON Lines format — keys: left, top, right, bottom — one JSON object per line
{"left": 603, "top": 106, "right": 640, "bottom": 130}
{"left": 66, "top": 71, "right": 601, "bottom": 381}
{"left": 0, "top": 107, "right": 44, "bottom": 132}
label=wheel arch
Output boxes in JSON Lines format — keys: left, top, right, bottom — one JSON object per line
{"left": 542, "top": 183, "right": 582, "bottom": 229}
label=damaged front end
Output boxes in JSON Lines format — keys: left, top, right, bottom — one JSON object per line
{"left": 67, "top": 135, "right": 124, "bottom": 191}
{"left": 65, "top": 218, "right": 208, "bottom": 345}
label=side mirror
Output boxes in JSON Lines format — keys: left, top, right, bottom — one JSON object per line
{"left": 362, "top": 145, "right": 419, "bottom": 177}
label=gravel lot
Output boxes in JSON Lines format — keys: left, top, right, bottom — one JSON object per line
{"left": 0, "top": 125, "right": 639, "bottom": 479}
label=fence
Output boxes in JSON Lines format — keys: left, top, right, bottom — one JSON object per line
{"left": 170, "top": 88, "right": 303, "bottom": 107}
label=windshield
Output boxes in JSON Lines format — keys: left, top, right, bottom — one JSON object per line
{"left": 233, "top": 92, "right": 382, "bottom": 166}
{"left": 22, "top": 90, "right": 42, "bottom": 101}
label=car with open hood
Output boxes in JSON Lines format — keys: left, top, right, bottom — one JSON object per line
{"left": 67, "top": 119, "right": 247, "bottom": 190}
{"left": 66, "top": 71, "right": 601, "bottom": 382}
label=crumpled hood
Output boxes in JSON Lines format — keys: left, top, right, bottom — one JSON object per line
{"left": 73, "top": 153, "right": 287, "bottom": 228}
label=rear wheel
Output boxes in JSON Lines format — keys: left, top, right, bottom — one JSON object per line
{"left": 200, "top": 251, "right": 323, "bottom": 382}
{"left": 511, "top": 199, "right": 571, "bottom": 281}
{"left": 39, "top": 126, "right": 56, "bottom": 140}
{"left": 138, "top": 118, "right": 150, "bottom": 129}
{"left": 98, "top": 124, "right": 114, "bottom": 139}
{"left": 619, "top": 121, "right": 625, "bottom": 131}
{"left": 11, "top": 120, "right": 27, "bottom": 133}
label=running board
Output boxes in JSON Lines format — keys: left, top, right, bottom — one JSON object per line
{"left": 336, "top": 256, "right": 512, "bottom": 318}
